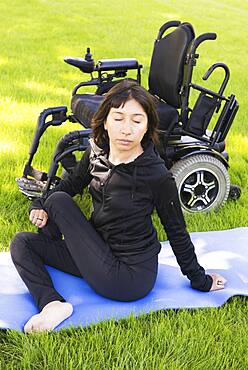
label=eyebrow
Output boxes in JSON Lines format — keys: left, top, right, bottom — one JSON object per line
{"left": 112, "top": 111, "right": 145, "bottom": 117}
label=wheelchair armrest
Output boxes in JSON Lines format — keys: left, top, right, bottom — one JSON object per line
{"left": 96, "top": 58, "right": 142, "bottom": 71}
{"left": 190, "top": 83, "right": 228, "bottom": 101}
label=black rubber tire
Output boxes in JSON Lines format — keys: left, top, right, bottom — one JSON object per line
{"left": 170, "top": 154, "right": 230, "bottom": 213}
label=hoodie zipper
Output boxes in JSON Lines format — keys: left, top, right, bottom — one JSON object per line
{"left": 169, "top": 200, "right": 184, "bottom": 227}
{"left": 100, "top": 167, "right": 116, "bottom": 209}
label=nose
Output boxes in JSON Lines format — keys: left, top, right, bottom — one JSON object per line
{"left": 121, "top": 119, "right": 132, "bottom": 135}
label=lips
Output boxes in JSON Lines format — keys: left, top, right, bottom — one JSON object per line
{"left": 117, "top": 139, "right": 132, "bottom": 145}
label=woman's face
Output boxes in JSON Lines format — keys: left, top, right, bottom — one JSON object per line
{"left": 104, "top": 98, "right": 148, "bottom": 154}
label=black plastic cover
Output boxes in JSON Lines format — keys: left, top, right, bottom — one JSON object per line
{"left": 71, "top": 94, "right": 104, "bottom": 127}
{"left": 64, "top": 57, "right": 95, "bottom": 73}
{"left": 187, "top": 93, "right": 218, "bottom": 136}
{"left": 149, "top": 23, "right": 195, "bottom": 108}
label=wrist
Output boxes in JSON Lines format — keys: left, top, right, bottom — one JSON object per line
{"left": 191, "top": 274, "right": 213, "bottom": 292}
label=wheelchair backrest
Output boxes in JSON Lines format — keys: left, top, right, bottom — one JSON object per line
{"left": 148, "top": 22, "right": 195, "bottom": 108}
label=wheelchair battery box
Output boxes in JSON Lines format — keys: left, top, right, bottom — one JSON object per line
{"left": 96, "top": 59, "right": 141, "bottom": 71}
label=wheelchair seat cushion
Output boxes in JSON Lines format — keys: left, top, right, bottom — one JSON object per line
{"left": 71, "top": 94, "right": 104, "bottom": 127}
{"left": 71, "top": 93, "right": 179, "bottom": 130}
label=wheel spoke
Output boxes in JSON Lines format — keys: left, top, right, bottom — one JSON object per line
{"left": 207, "top": 182, "right": 216, "bottom": 191}
{"left": 199, "top": 171, "right": 205, "bottom": 184}
{"left": 187, "top": 195, "right": 210, "bottom": 208}
{"left": 205, "top": 194, "right": 211, "bottom": 204}
{"left": 187, "top": 196, "right": 197, "bottom": 207}
{"left": 195, "top": 171, "right": 202, "bottom": 186}
{"left": 199, "top": 196, "right": 209, "bottom": 206}
{"left": 183, "top": 183, "right": 195, "bottom": 194}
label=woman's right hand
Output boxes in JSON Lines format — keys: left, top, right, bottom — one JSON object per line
{"left": 209, "top": 272, "right": 227, "bottom": 291}
{"left": 29, "top": 209, "right": 48, "bottom": 228}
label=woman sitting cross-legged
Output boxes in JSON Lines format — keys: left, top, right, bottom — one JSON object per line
{"left": 10, "top": 80, "right": 226, "bottom": 333}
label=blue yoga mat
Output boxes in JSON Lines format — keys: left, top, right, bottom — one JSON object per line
{"left": 0, "top": 227, "right": 247, "bottom": 331}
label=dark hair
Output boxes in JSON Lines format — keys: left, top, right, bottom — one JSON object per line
{"left": 91, "top": 80, "right": 159, "bottom": 148}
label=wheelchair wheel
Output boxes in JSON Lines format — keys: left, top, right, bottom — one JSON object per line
{"left": 170, "top": 154, "right": 230, "bottom": 213}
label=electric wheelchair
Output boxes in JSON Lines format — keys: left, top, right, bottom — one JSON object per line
{"left": 16, "top": 20, "right": 241, "bottom": 213}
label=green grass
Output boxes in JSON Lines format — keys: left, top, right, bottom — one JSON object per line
{"left": 0, "top": 0, "right": 248, "bottom": 368}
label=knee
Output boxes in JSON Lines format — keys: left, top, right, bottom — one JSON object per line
{"left": 44, "top": 191, "right": 72, "bottom": 210}
{"left": 10, "top": 232, "right": 31, "bottom": 262}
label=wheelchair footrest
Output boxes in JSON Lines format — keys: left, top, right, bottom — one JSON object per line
{"left": 16, "top": 177, "right": 46, "bottom": 199}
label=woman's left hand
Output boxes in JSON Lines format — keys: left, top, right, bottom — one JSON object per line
{"left": 29, "top": 209, "right": 48, "bottom": 228}
{"left": 209, "top": 272, "right": 227, "bottom": 291}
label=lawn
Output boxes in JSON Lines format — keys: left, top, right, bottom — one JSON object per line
{"left": 0, "top": 0, "right": 247, "bottom": 369}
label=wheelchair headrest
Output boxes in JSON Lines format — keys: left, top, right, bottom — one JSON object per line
{"left": 148, "top": 22, "right": 195, "bottom": 108}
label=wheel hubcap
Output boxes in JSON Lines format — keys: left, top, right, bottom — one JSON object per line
{"left": 180, "top": 169, "right": 219, "bottom": 212}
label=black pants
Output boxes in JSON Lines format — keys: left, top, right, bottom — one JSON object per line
{"left": 10, "top": 192, "right": 158, "bottom": 311}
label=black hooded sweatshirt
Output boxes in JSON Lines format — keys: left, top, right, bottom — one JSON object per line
{"left": 31, "top": 139, "right": 213, "bottom": 292}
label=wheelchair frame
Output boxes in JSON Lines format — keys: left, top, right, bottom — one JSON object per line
{"left": 16, "top": 20, "right": 241, "bottom": 212}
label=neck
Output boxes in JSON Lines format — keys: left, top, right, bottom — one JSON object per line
{"left": 108, "top": 145, "right": 143, "bottom": 165}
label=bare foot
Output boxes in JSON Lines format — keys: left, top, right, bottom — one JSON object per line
{"left": 24, "top": 300, "right": 73, "bottom": 333}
